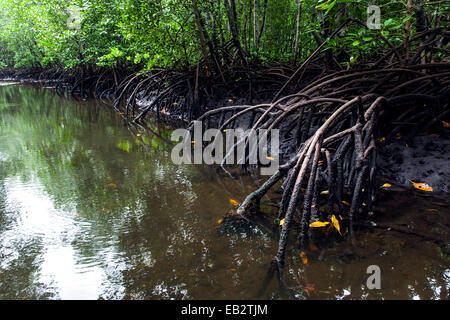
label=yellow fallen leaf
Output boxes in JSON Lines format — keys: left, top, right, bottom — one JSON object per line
{"left": 300, "top": 251, "right": 308, "bottom": 265}
{"left": 362, "top": 202, "right": 367, "bottom": 207}
{"left": 320, "top": 190, "right": 329, "bottom": 195}
{"left": 217, "top": 219, "right": 223, "bottom": 224}
{"left": 331, "top": 215, "right": 342, "bottom": 235}
{"left": 136, "top": 133, "right": 142, "bottom": 137}
{"left": 381, "top": 183, "right": 392, "bottom": 188}
{"left": 266, "top": 156, "right": 275, "bottom": 161}
{"left": 229, "top": 199, "right": 240, "bottom": 206}
{"left": 379, "top": 137, "right": 386, "bottom": 142}
{"left": 442, "top": 121, "right": 450, "bottom": 128}
{"left": 408, "top": 180, "right": 433, "bottom": 192}
{"left": 228, "top": 99, "right": 233, "bottom": 103}
{"left": 106, "top": 183, "right": 117, "bottom": 188}
{"left": 342, "top": 200, "right": 350, "bottom": 206}
{"left": 309, "top": 221, "right": 330, "bottom": 228}
{"left": 191, "top": 140, "right": 196, "bottom": 144}
{"left": 280, "top": 218, "right": 285, "bottom": 227}
{"left": 173, "top": 102, "right": 179, "bottom": 106}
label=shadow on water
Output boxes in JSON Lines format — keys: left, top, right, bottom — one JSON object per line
{"left": 0, "top": 84, "right": 448, "bottom": 300}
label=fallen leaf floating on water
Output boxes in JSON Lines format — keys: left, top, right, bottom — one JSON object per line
{"left": 320, "top": 190, "right": 329, "bottom": 195}
{"left": 229, "top": 199, "right": 240, "bottom": 207}
{"left": 309, "top": 221, "right": 330, "bottom": 228}
{"left": 266, "top": 156, "right": 275, "bottom": 161}
{"left": 308, "top": 243, "right": 319, "bottom": 252}
{"left": 381, "top": 183, "right": 392, "bottom": 188}
{"left": 106, "top": 183, "right": 117, "bottom": 188}
{"left": 442, "top": 121, "right": 450, "bottom": 128}
{"left": 408, "top": 180, "right": 433, "bottom": 192}
{"left": 173, "top": 102, "right": 179, "bottom": 106}
{"left": 331, "top": 215, "right": 342, "bottom": 235}
{"left": 217, "top": 219, "right": 223, "bottom": 224}
{"left": 300, "top": 251, "right": 308, "bottom": 265}
{"left": 342, "top": 200, "right": 350, "bottom": 206}
{"left": 304, "top": 283, "right": 315, "bottom": 294}
{"left": 280, "top": 218, "right": 285, "bottom": 227}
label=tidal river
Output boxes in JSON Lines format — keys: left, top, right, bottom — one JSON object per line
{"left": 0, "top": 83, "right": 448, "bottom": 299}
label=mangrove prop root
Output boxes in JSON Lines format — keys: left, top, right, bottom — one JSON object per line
{"left": 194, "top": 64, "right": 449, "bottom": 270}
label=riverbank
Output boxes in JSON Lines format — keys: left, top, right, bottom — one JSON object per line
{"left": 1, "top": 65, "right": 449, "bottom": 194}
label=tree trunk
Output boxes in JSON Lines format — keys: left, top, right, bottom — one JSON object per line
{"left": 403, "top": 0, "right": 413, "bottom": 64}
{"left": 293, "top": 0, "right": 302, "bottom": 64}
{"left": 192, "top": 0, "right": 211, "bottom": 76}
{"left": 255, "top": 0, "right": 268, "bottom": 50}
{"left": 224, "top": 0, "right": 247, "bottom": 63}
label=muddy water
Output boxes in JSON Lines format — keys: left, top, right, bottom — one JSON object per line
{"left": 0, "top": 84, "right": 448, "bottom": 300}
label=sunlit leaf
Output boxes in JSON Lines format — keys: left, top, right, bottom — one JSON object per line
{"left": 381, "top": 183, "right": 392, "bottom": 188}
{"left": 217, "top": 219, "right": 223, "bottom": 224}
{"left": 331, "top": 215, "right": 341, "bottom": 235}
{"left": 266, "top": 156, "right": 275, "bottom": 161}
{"left": 320, "top": 190, "right": 329, "bottom": 195}
{"left": 280, "top": 218, "right": 285, "bottom": 227}
{"left": 309, "top": 221, "right": 330, "bottom": 228}
{"left": 342, "top": 200, "right": 350, "bottom": 206}
{"left": 408, "top": 180, "right": 433, "bottom": 192}
{"left": 229, "top": 199, "right": 239, "bottom": 206}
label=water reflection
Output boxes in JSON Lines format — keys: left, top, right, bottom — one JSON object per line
{"left": 0, "top": 84, "right": 448, "bottom": 300}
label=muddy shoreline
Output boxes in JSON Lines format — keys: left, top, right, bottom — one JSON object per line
{"left": 1, "top": 69, "right": 449, "bottom": 194}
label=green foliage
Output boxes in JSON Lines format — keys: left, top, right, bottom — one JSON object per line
{"left": 0, "top": 0, "right": 448, "bottom": 70}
